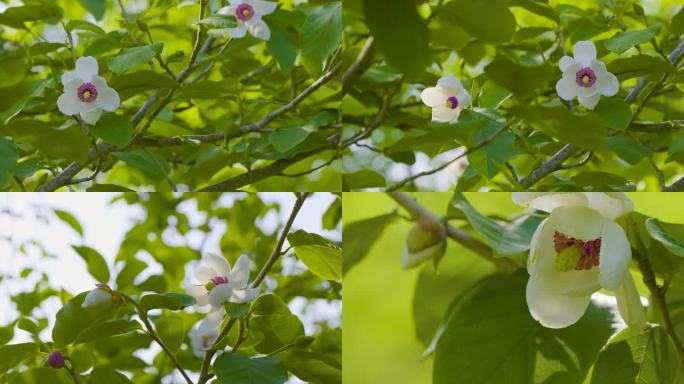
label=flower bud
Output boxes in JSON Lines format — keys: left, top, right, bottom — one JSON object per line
{"left": 47, "top": 351, "right": 64, "bottom": 369}
{"left": 81, "top": 284, "right": 123, "bottom": 310}
{"left": 401, "top": 219, "right": 447, "bottom": 269}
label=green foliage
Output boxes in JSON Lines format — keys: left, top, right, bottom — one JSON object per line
{"left": 341, "top": 212, "right": 397, "bottom": 274}
{"left": 288, "top": 229, "right": 342, "bottom": 280}
{"left": 0, "top": 343, "right": 39, "bottom": 375}
{"left": 213, "top": 353, "right": 288, "bottom": 384}
{"left": 52, "top": 291, "right": 117, "bottom": 347}
{"left": 155, "top": 315, "right": 184, "bottom": 355}
{"left": 107, "top": 43, "right": 164, "bottom": 74}
{"left": 90, "top": 113, "right": 135, "bottom": 146}
{"left": 299, "top": 2, "right": 342, "bottom": 77}
{"left": 139, "top": 293, "right": 196, "bottom": 312}
{"left": 53, "top": 209, "right": 84, "bottom": 237}
{"left": 71, "top": 245, "right": 110, "bottom": 283}
{"left": 73, "top": 320, "right": 141, "bottom": 344}
{"left": 9, "top": 367, "right": 71, "bottom": 384}
{"left": 646, "top": 218, "right": 684, "bottom": 257}
{"left": 251, "top": 294, "right": 305, "bottom": 354}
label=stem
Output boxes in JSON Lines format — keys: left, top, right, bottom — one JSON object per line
{"left": 386, "top": 192, "right": 519, "bottom": 272}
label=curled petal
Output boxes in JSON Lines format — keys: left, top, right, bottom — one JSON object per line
{"left": 194, "top": 265, "right": 215, "bottom": 284}
{"left": 208, "top": 283, "right": 232, "bottom": 308}
{"left": 230, "top": 288, "right": 260, "bottom": 303}
{"left": 205, "top": 253, "right": 232, "bottom": 277}
{"left": 230, "top": 255, "right": 252, "bottom": 289}
{"left": 577, "top": 93, "right": 601, "bottom": 110}
{"left": 247, "top": 19, "right": 271, "bottom": 40}
{"left": 573, "top": 41, "right": 597, "bottom": 66}
{"left": 225, "top": 25, "right": 247, "bottom": 38}
{"left": 75, "top": 56, "right": 99, "bottom": 81}
{"left": 431, "top": 106, "right": 459, "bottom": 123}
{"left": 187, "top": 284, "right": 209, "bottom": 306}
{"left": 584, "top": 192, "right": 633, "bottom": 220}
{"left": 548, "top": 205, "right": 604, "bottom": 241}
{"left": 559, "top": 56, "right": 574, "bottom": 71}
{"left": 456, "top": 88, "right": 471, "bottom": 109}
{"left": 526, "top": 275, "right": 592, "bottom": 328}
{"left": 598, "top": 219, "right": 631, "bottom": 290}
{"left": 80, "top": 109, "right": 103, "bottom": 125}
{"left": 527, "top": 218, "right": 548, "bottom": 275}
{"left": 512, "top": 192, "right": 589, "bottom": 213}
{"left": 437, "top": 74, "right": 462, "bottom": 92}
{"left": 615, "top": 273, "right": 647, "bottom": 330}
{"left": 249, "top": 0, "right": 277, "bottom": 15}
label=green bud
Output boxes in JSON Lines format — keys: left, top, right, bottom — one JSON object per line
{"left": 294, "top": 336, "right": 315, "bottom": 348}
{"left": 632, "top": 3, "right": 644, "bottom": 16}
{"left": 555, "top": 243, "right": 582, "bottom": 272}
{"left": 136, "top": 20, "right": 149, "bottom": 33}
{"left": 402, "top": 219, "right": 447, "bottom": 269}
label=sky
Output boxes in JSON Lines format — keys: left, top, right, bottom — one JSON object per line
{"left": 0, "top": 192, "right": 340, "bottom": 383}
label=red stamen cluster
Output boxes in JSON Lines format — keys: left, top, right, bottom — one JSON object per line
{"left": 553, "top": 231, "right": 601, "bottom": 270}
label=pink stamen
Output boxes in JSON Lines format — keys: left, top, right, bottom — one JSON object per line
{"left": 235, "top": 3, "right": 255, "bottom": 21}
{"left": 77, "top": 82, "right": 98, "bottom": 103}
{"left": 553, "top": 231, "right": 601, "bottom": 270}
{"left": 575, "top": 67, "right": 597, "bottom": 88}
{"left": 210, "top": 276, "right": 229, "bottom": 285}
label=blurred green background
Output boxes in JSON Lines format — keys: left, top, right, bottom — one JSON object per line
{"left": 342, "top": 192, "right": 684, "bottom": 383}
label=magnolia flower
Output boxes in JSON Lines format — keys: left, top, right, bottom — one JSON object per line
{"left": 81, "top": 283, "right": 124, "bottom": 311}
{"left": 47, "top": 351, "right": 64, "bottom": 369}
{"left": 514, "top": 192, "right": 645, "bottom": 329}
{"left": 57, "top": 57, "right": 120, "bottom": 125}
{"left": 186, "top": 254, "right": 260, "bottom": 311}
{"left": 420, "top": 75, "right": 471, "bottom": 124}
{"left": 555, "top": 41, "right": 619, "bottom": 110}
{"left": 401, "top": 218, "right": 447, "bottom": 269}
{"left": 216, "top": 0, "right": 277, "bottom": 41}
{"left": 189, "top": 310, "right": 223, "bottom": 357}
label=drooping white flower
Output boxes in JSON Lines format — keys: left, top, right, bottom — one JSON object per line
{"left": 216, "top": 0, "right": 277, "bottom": 41}
{"left": 186, "top": 253, "right": 260, "bottom": 312}
{"left": 420, "top": 75, "right": 471, "bottom": 124}
{"left": 189, "top": 310, "right": 223, "bottom": 357}
{"left": 57, "top": 57, "right": 120, "bottom": 125}
{"left": 514, "top": 192, "right": 645, "bottom": 329}
{"left": 81, "top": 283, "right": 123, "bottom": 310}
{"left": 555, "top": 41, "right": 619, "bottom": 110}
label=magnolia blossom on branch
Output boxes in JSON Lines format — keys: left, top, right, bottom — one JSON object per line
{"left": 420, "top": 74, "right": 471, "bottom": 123}
{"left": 217, "top": 0, "right": 277, "bottom": 40}
{"left": 57, "top": 57, "right": 120, "bottom": 125}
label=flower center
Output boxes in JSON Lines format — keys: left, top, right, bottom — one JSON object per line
{"left": 77, "top": 82, "right": 98, "bottom": 103}
{"left": 201, "top": 333, "right": 216, "bottom": 348}
{"left": 553, "top": 231, "right": 601, "bottom": 272}
{"left": 445, "top": 96, "right": 459, "bottom": 110}
{"left": 575, "top": 67, "right": 597, "bottom": 88}
{"left": 235, "top": 3, "right": 255, "bottom": 21}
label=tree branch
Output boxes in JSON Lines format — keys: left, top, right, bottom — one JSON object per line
{"left": 341, "top": 37, "right": 374, "bottom": 94}
{"left": 386, "top": 192, "right": 519, "bottom": 272}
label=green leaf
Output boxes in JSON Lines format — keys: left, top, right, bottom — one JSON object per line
{"left": 439, "top": 0, "right": 516, "bottom": 43}
{"left": 673, "top": 7, "right": 684, "bottom": 35}
{"left": 10, "top": 367, "right": 71, "bottom": 384}
{"left": 448, "top": 193, "right": 544, "bottom": 256}
{"left": 269, "top": 126, "right": 311, "bottom": 153}
{"left": 299, "top": 2, "right": 342, "bottom": 77}
{"left": 90, "top": 113, "right": 134, "bottom": 146}
{"left": 484, "top": 58, "right": 554, "bottom": 97}
{"left": 3, "top": 120, "right": 90, "bottom": 164}
{"left": 0, "top": 56, "right": 26, "bottom": 88}
{"left": 267, "top": 29, "right": 297, "bottom": 74}
{"left": 72, "top": 245, "right": 110, "bottom": 283}
{"left": 467, "top": 123, "right": 518, "bottom": 179}
{"left": 0, "top": 5, "right": 63, "bottom": 28}
{"left": 607, "top": 54, "right": 675, "bottom": 80}
{"left": 287, "top": 230, "right": 342, "bottom": 280}
{"left": 593, "top": 97, "right": 632, "bottom": 131}
{"left": 604, "top": 25, "right": 660, "bottom": 54}
{"left": 342, "top": 170, "right": 386, "bottom": 190}
{"left": 342, "top": 213, "right": 397, "bottom": 275}
{"left": 225, "top": 302, "right": 251, "bottom": 318}
{"left": 214, "top": 353, "right": 288, "bottom": 384}
{"left": 66, "top": 20, "right": 106, "bottom": 35}
{"left": 362, "top": 0, "right": 430, "bottom": 78}
{"left": 107, "top": 42, "right": 164, "bottom": 74}
{"left": 513, "top": 105, "right": 607, "bottom": 150}
{"left": 139, "top": 293, "right": 196, "bottom": 312}
{"left": 434, "top": 273, "right": 614, "bottom": 384}
{"left": 571, "top": 171, "right": 634, "bottom": 190}
{"left": 645, "top": 218, "right": 684, "bottom": 257}
{"left": 74, "top": 319, "right": 140, "bottom": 344}
{"left": 111, "top": 149, "right": 169, "bottom": 182}
{"left": 89, "top": 368, "right": 135, "bottom": 384}
{"left": 0, "top": 138, "right": 18, "bottom": 185}
{"left": 108, "top": 70, "right": 179, "bottom": 100}
{"left": 589, "top": 326, "right": 677, "bottom": 384}
{"left": 70, "top": 349, "right": 93, "bottom": 373}
{"left": 251, "top": 294, "right": 305, "bottom": 354}
{"left": 604, "top": 136, "right": 651, "bottom": 165}
{"left": 78, "top": 0, "right": 105, "bottom": 20}
{"left": 155, "top": 315, "right": 184, "bottom": 355}
{"left": 52, "top": 292, "right": 118, "bottom": 347}
{"left": 54, "top": 209, "right": 84, "bottom": 237}
{"left": 17, "top": 317, "right": 38, "bottom": 334}
{"left": 0, "top": 343, "right": 38, "bottom": 375}
{"left": 198, "top": 14, "right": 238, "bottom": 28}
{"left": 502, "top": 0, "right": 557, "bottom": 21}
{"left": 280, "top": 350, "right": 342, "bottom": 384}
{"left": 478, "top": 81, "right": 512, "bottom": 109}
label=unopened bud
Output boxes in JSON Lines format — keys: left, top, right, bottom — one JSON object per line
{"left": 81, "top": 284, "right": 124, "bottom": 310}
{"left": 401, "top": 219, "right": 447, "bottom": 269}
{"left": 47, "top": 351, "right": 64, "bottom": 369}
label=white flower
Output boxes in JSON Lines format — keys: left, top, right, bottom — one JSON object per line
{"left": 189, "top": 310, "right": 223, "bottom": 357}
{"left": 514, "top": 192, "right": 645, "bottom": 329}
{"left": 555, "top": 41, "right": 619, "bottom": 110}
{"left": 216, "top": 0, "right": 277, "bottom": 41}
{"left": 81, "top": 283, "right": 123, "bottom": 310}
{"left": 186, "top": 254, "right": 260, "bottom": 312}
{"left": 57, "top": 57, "right": 120, "bottom": 125}
{"left": 420, "top": 75, "right": 471, "bottom": 124}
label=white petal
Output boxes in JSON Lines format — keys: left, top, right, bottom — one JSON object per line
{"left": 226, "top": 25, "right": 247, "bottom": 38}
{"left": 230, "top": 255, "right": 252, "bottom": 288}
{"left": 597, "top": 71, "right": 619, "bottom": 97}
{"left": 81, "top": 288, "right": 113, "bottom": 310}
{"left": 194, "top": 265, "right": 215, "bottom": 284}
{"left": 401, "top": 242, "right": 444, "bottom": 269}
{"left": 512, "top": 192, "right": 589, "bottom": 213}
{"left": 456, "top": 88, "right": 471, "bottom": 108}
{"left": 57, "top": 93, "right": 82, "bottom": 116}
{"left": 431, "top": 106, "right": 458, "bottom": 123}
{"left": 97, "top": 87, "right": 120, "bottom": 111}
{"left": 248, "top": 19, "right": 271, "bottom": 40}
{"left": 230, "top": 288, "right": 260, "bottom": 303}
{"left": 420, "top": 87, "right": 446, "bottom": 108}
{"left": 598, "top": 219, "right": 631, "bottom": 290}
{"left": 208, "top": 284, "right": 233, "bottom": 308}
{"left": 548, "top": 205, "right": 605, "bottom": 241}
{"left": 200, "top": 309, "right": 225, "bottom": 332}
{"left": 577, "top": 93, "right": 601, "bottom": 110}
{"left": 187, "top": 284, "right": 209, "bottom": 306}
{"left": 526, "top": 275, "right": 592, "bottom": 328}
{"left": 526, "top": 218, "right": 548, "bottom": 275}
{"left": 437, "top": 74, "right": 462, "bottom": 91}
{"left": 559, "top": 56, "right": 574, "bottom": 71}
{"left": 584, "top": 192, "right": 633, "bottom": 220}
{"left": 218, "top": 5, "right": 234, "bottom": 14}
{"left": 249, "top": 0, "right": 277, "bottom": 15}
{"left": 555, "top": 76, "right": 578, "bottom": 101}
{"left": 80, "top": 109, "right": 103, "bottom": 125}
{"left": 75, "top": 56, "right": 99, "bottom": 81}
{"left": 573, "top": 41, "right": 597, "bottom": 66}
{"left": 61, "top": 71, "right": 77, "bottom": 86}
{"left": 614, "top": 273, "right": 647, "bottom": 330}
{"left": 205, "top": 253, "right": 232, "bottom": 277}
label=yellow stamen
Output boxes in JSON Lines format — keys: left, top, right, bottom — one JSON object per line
{"left": 83, "top": 90, "right": 92, "bottom": 100}
{"left": 582, "top": 76, "right": 590, "bottom": 84}
{"left": 242, "top": 9, "right": 250, "bottom": 17}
